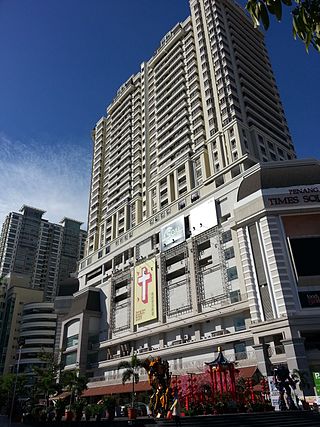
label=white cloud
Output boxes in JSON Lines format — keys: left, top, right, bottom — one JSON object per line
{"left": 0, "top": 133, "right": 92, "bottom": 229}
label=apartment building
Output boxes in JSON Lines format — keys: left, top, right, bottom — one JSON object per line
{"left": 58, "top": 0, "right": 320, "bottom": 398}
{"left": 0, "top": 206, "right": 87, "bottom": 301}
{"left": 86, "top": 0, "right": 294, "bottom": 255}
{"left": 0, "top": 276, "right": 44, "bottom": 374}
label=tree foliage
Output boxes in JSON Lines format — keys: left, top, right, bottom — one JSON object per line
{"left": 117, "top": 354, "right": 145, "bottom": 407}
{"left": 0, "top": 373, "right": 28, "bottom": 411}
{"left": 33, "top": 352, "right": 62, "bottom": 405}
{"left": 60, "top": 370, "right": 88, "bottom": 402}
{"left": 246, "top": 0, "right": 320, "bottom": 51}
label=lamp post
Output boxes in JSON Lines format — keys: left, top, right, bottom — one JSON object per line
{"left": 9, "top": 337, "right": 25, "bottom": 425}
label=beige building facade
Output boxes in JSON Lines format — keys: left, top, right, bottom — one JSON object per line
{"left": 58, "top": 0, "right": 320, "bottom": 397}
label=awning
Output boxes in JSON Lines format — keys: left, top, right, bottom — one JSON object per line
{"left": 82, "top": 381, "right": 151, "bottom": 397}
{"left": 236, "top": 366, "right": 258, "bottom": 378}
{"left": 50, "top": 391, "right": 71, "bottom": 400}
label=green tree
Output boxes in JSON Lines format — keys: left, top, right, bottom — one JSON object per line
{"left": 245, "top": 0, "right": 320, "bottom": 51}
{"left": 33, "top": 352, "right": 62, "bottom": 407}
{"left": 60, "top": 370, "right": 88, "bottom": 403}
{"left": 0, "top": 373, "right": 28, "bottom": 413}
{"left": 117, "top": 354, "right": 144, "bottom": 408}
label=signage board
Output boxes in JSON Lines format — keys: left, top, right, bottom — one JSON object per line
{"left": 264, "top": 185, "right": 320, "bottom": 208}
{"left": 160, "top": 215, "right": 185, "bottom": 251}
{"left": 313, "top": 372, "right": 320, "bottom": 396}
{"left": 189, "top": 197, "right": 217, "bottom": 236}
{"left": 134, "top": 258, "right": 157, "bottom": 325}
{"left": 299, "top": 291, "right": 320, "bottom": 308}
{"left": 267, "top": 376, "right": 280, "bottom": 411}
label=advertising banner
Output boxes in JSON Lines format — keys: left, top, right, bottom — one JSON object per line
{"left": 299, "top": 291, "right": 320, "bottom": 308}
{"left": 313, "top": 372, "right": 320, "bottom": 396}
{"left": 134, "top": 258, "right": 157, "bottom": 325}
{"left": 189, "top": 197, "right": 217, "bottom": 236}
{"left": 267, "top": 376, "right": 280, "bottom": 411}
{"left": 160, "top": 215, "right": 185, "bottom": 251}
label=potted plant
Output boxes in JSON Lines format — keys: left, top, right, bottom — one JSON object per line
{"left": 84, "top": 403, "right": 92, "bottom": 421}
{"left": 71, "top": 399, "right": 85, "bottom": 421}
{"left": 102, "top": 396, "right": 116, "bottom": 420}
{"left": 65, "top": 404, "right": 74, "bottom": 421}
{"left": 117, "top": 354, "right": 144, "bottom": 420}
{"left": 54, "top": 399, "right": 66, "bottom": 422}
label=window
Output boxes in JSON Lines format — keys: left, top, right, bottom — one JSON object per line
{"left": 227, "top": 266, "right": 238, "bottom": 281}
{"left": 234, "top": 342, "right": 246, "bottom": 360}
{"left": 65, "top": 352, "right": 77, "bottom": 366}
{"left": 234, "top": 317, "right": 246, "bottom": 331}
{"left": 224, "top": 246, "right": 235, "bottom": 260}
{"left": 66, "top": 334, "right": 78, "bottom": 348}
{"left": 178, "top": 200, "right": 186, "bottom": 210}
{"left": 222, "top": 229, "right": 232, "bottom": 243}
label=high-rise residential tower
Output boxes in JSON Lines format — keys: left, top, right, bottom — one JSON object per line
{"left": 86, "top": 0, "right": 295, "bottom": 255}
{"left": 58, "top": 0, "right": 320, "bottom": 399}
{"left": 0, "top": 206, "right": 87, "bottom": 301}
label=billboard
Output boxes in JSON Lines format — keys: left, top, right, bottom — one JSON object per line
{"left": 189, "top": 197, "right": 217, "bottom": 236}
{"left": 134, "top": 258, "right": 157, "bottom": 325}
{"left": 299, "top": 291, "right": 320, "bottom": 308}
{"left": 160, "top": 215, "right": 185, "bottom": 251}
{"left": 313, "top": 372, "right": 320, "bottom": 396}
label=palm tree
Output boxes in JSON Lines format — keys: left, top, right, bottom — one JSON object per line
{"left": 117, "top": 354, "right": 144, "bottom": 408}
{"left": 60, "top": 370, "right": 88, "bottom": 404}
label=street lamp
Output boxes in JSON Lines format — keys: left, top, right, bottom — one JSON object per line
{"left": 9, "top": 337, "right": 25, "bottom": 425}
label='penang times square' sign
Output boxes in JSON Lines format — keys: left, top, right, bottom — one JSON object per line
{"left": 265, "top": 185, "right": 320, "bottom": 208}
{"left": 134, "top": 258, "right": 157, "bottom": 325}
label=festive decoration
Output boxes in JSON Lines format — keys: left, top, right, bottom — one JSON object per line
{"left": 273, "top": 365, "right": 298, "bottom": 411}
{"left": 143, "top": 356, "right": 171, "bottom": 417}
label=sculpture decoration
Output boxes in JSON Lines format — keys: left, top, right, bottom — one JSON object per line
{"left": 273, "top": 365, "right": 298, "bottom": 411}
{"left": 143, "top": 356, "right": 171, "bottom": 417}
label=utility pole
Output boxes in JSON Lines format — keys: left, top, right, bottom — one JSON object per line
{"left": 9, "top": 337, "right": 25, "bottom": 425}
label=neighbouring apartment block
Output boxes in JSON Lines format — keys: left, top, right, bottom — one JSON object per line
{"left": 0, "top": 206, "right": 86, "bottom": 301}
{"left": 0, "top": 207, "right": 86, "bottom": 375}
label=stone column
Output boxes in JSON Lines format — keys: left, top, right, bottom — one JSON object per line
{"left": 281, "top": 337, "right": 314, "bottom": 396}
{"left": 252, "top": 343, "right": 272, "bottom": 376}
{"left": 187, "top": 240, "right": 200, "bottom": 315}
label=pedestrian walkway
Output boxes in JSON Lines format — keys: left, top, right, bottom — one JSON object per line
{"left": 149, "top": 411, "right": 320, "bottom": 427}
{"left": 0, "top": 415, "right": 21, "bottom": 427}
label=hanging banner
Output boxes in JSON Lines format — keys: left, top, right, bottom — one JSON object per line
{"left": 134, "top": 258, "right": 157, "bottom": 325}
{"left": 160, "top": 215, "right": 185, "bottom": 251}
{"left": 189, "top": 196, "right": 217, "bottom": 236}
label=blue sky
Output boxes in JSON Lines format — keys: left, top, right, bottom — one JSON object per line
{"left": 0, "top": 0, "right": 319, "bottom": 228}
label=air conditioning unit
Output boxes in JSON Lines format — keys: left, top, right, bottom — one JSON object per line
{"left": 183, "top": 334, "right": 189, "bottom": 341}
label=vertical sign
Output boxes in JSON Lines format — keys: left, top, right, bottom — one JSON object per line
{"left": 313, "top": 372, "right": 320, "bottom": 396}
{"left": 267, "top": 376, "right": 280, "bottom": 411}
{"left": 134, "top": 258, "right": 157, "bottom": 325}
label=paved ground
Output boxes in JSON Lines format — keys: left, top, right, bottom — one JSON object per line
{"left": 0, "top": 416, "right": 21, "bottom": 427}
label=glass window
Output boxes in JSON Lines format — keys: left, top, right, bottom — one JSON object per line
{"left": 227, "top": 266, "right": 238, "bottom": 281}
{"left": 66, "top": 334, "right": 78, "bottom": 348}
{"left": 224, "top": 246, "right": 235, "bottom": 260}
{"left": 222, "top": 229, "right": 232, "bottom": 243}
{"left": 234, "top": 317, "right": 246, "bottom": 331}
{"left": 234, "top": 342, "right": 247, "bottom": 360}
{"left": 65, "top": 352, "right": 77, "bottom": 366}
